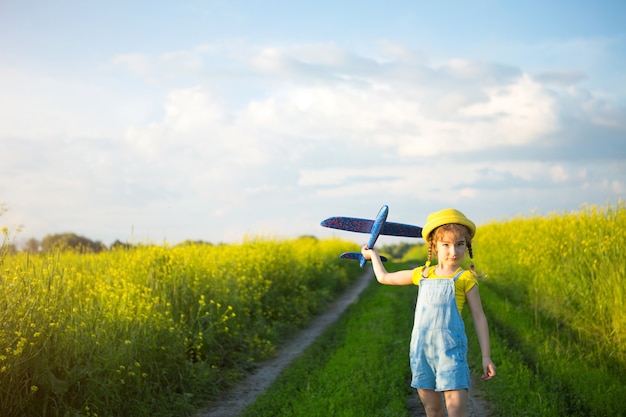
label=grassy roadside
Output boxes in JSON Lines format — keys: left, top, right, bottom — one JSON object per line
{"left": 472, "top": 203, "right": 626, "bottom": 416}
{"left": 467, "top": 281, "right": 626, "bottom": 416}
{"left": 240, "top": 263, "right": 417, "bottom": 417}
{"left": 464, "top": 284, "right": 560, "bottom": 416}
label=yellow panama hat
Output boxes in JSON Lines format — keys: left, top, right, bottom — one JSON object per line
{"left": 422, "top": 208, "right": 476, "bottom": 241}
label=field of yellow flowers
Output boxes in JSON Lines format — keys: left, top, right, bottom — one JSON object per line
{"left": 478, "top": 201, "right": 625, "bottom": 359}
{"left": 474, "top": 201, "right": 626, "bottom": 415}
{"left": 0, "top": 236, "right": 361, "bottom": 417}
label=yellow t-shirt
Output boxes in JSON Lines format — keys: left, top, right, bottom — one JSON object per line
{"left": 411, "top": 266, "right": 478, "bottom": 314}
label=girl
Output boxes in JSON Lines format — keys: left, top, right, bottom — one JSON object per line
{"left": 361, "top": 208, "right": 496, "bottom": 417}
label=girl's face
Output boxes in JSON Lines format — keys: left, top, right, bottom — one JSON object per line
{"left": 435, "top": 231, "right": 467, "bottom": 268}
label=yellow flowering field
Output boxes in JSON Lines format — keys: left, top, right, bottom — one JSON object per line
{"left": 476, "top": 201, "right": 625, "bottom": 356}
{"left": 473, "top": 201, "right": 626, "bottom": 414}
{"left": 0, "top": 237, "right": 361, "bottom": 417}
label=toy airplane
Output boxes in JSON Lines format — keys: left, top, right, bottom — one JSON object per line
{"left": 320, "top": 205, "right": 423, "bottom": 267}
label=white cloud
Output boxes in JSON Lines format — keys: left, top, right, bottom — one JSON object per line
{"left": 106, "top": 43, "right": 626, "bottom": 218}
{"left": 460, "top": 74, "right": 558, "bottom": 146}
{"left": 163, "top": 86, "right": 224, "bottom": 130}
{"left": 611, "top": 180, "right": 624, "bottom": 194}
{"left": 111, "top": 44, "right": 221, "bottom": 78}
{"left": 1, "top": 38, "right": 624, "bottom": 245}
{"left": 549, "top": 165, "right": 569, "bottom": 183}
{"left": 111, "top": 53, "right": 154, "bottom": 76}
{"left": 0, "top": 67, "right": 128, "bottom": 140}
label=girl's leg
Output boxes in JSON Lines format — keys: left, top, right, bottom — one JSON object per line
{"left": 443, "top": 389, "right": 468, "bottom": 417}
{"left": 417, "top": 389, "right": 445, "bottom": 417}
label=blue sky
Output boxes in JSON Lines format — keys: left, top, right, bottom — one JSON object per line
{"left": 1, "top": 0, "right": 625, "bottom": 246}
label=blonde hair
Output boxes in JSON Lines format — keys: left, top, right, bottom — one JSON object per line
{"left": 425, "top": 223, "right": 481, "bottom": 277}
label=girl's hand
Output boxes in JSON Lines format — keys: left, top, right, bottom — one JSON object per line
{"left": 361, "top": 245, "right": 374, "bottom": 260}
{"left": 481, "top": 358, "right": 496, "bottom": 380}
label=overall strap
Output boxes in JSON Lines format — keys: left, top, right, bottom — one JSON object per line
{"left": 452, "top": 269, "right": 464, "bottom": 282}
{"left": 422, "top": 266, "right": 432, "bottom": 278}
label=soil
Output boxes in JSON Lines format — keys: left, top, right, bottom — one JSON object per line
{"left": 196, "top": 270, "right": 491, "bottom": 417}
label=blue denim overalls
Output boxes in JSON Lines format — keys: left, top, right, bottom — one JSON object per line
{"left": 409, "top": 268, "right": 470, "bottom": 391}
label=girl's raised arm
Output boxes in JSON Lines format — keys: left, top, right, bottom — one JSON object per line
{"left": 361, "top": 246, "right": 414, "bottom": 286}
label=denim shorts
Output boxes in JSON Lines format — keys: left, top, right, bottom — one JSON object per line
{"left": 410, "top": 329, "right": 470, "bottom": 391}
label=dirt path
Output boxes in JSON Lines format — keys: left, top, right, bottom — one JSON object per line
{"left": 197, "top": 270, "right": 374, "bottom": 417}
{"left": 196, "top": 270, "right": 491, "bottom": 417}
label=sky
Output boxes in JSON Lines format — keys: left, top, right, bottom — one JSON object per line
{"left": 1, "top": 0, "right": 625, "bottom": 247}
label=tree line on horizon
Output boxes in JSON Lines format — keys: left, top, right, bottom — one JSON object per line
{"left": 3, "top": 232, "right": 216, "bottom": 255}
{"left": 4, "top": 232, "right": 416, "bottom": 259}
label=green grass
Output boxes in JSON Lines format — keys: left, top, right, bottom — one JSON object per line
{"left": 467, "top": 281, "right": 626, "bottom": 417}
{"left": 240, "top": 267, "right": 417, "bottom": 417}
{"left": 465, "top": 284, "right": 562, "bottom": 416}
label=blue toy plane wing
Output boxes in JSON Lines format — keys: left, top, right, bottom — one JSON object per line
{"left": 320, "top": 218, "right": 422, "bottom": 238}
{"left": 320, "top": 217, "right": 374, "bottom": 234}
{"left": 380, "top": 222, "right": 423, "bottom": 238}
{"left": 340, "top": 252, "right": 388, "bottom": 262}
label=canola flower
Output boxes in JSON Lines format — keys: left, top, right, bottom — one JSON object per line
{"left": 0, "top": 236, "right": 360, "bottom": 417}
{"left": 476, "top": 201, "right": 625, "bottom": 361}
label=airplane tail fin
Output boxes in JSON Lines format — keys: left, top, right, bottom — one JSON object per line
{"left": 339, "top": 252, "right": 388, "bottom": 268}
